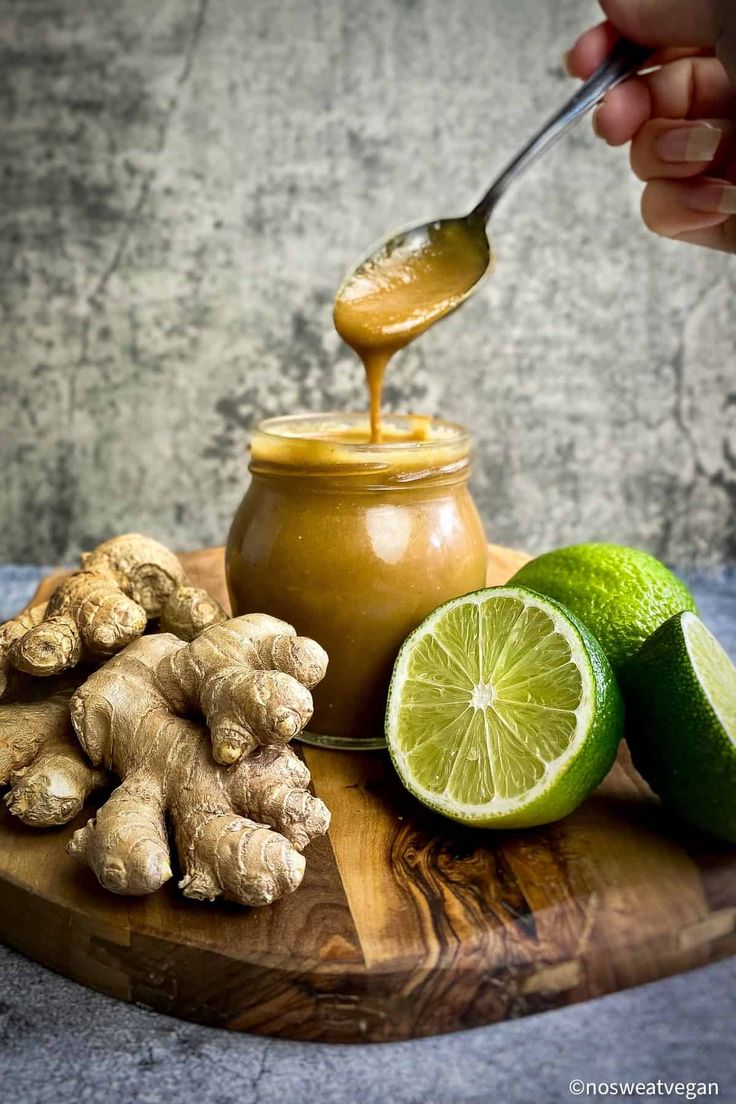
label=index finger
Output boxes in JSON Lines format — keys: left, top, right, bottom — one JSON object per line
{"left": 565, "top": 21, "right": 709, "bottom": 81}
{"left": 566, "top": 0, "right": 721, "bottom": 77}
{"left": 599, "top": 0, "right": 720, "bottom": 48}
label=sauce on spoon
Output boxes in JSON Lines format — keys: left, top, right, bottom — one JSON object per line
{"left": 333, "top": 215, "right": 491, "bottom": 442}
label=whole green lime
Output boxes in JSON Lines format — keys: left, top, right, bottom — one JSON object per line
{"left": 626, "top": 611, "right": 736, "bottom": 842}
{"left": 511, "top": 543, "right": 697, "bottom": 674}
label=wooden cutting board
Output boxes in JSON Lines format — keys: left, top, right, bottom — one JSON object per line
{"left": 1, "top": 545, "right": 735, "bottom": 1043}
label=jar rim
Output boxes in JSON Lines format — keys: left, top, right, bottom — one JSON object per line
{"left": 253, "top": 411, "right": 470, "bottom": 451}
{"left": 249, "top": 412, "right": 472, "bottom": 484}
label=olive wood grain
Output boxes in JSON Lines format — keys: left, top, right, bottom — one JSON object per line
{"left": 0, "top": 545, "right": 734, "bottom": 1043}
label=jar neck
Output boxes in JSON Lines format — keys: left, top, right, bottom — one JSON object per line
{"left": 249, "top": 454, "right": 471, "bottom": 492}
{"left": 248, "top": 413, "right": 473, "bottom": 491}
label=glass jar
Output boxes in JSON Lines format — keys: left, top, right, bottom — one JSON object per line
{"left": 225, "top": 413, "right": 487, "bottom": 749}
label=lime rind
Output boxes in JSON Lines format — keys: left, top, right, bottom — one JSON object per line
{"left": 386, "top": 586, "right": 622, "bottom": 828}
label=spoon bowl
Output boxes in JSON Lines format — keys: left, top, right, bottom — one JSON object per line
{"left": 334, "top": 214, "right": 492, "bottom": 352}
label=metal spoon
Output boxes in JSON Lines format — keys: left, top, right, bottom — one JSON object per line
{"left": 337, "top": 37, "right": 653, "bottom": 334}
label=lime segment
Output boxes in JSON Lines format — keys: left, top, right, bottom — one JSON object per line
{"left": 386, "top": 586, "right": 623, "bottom": 828}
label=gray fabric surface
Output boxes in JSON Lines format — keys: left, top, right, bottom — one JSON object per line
{"left": 0, "top": 566, "right": 734, "bottom": 1104}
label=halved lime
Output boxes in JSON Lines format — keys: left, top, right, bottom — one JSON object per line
{"left": 385, "top": 586, "right": 623, "bottom": 828}
{"left": 626, "top": 611, "right": 736, "bottom": 842}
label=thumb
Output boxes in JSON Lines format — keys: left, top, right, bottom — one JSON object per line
{"left": 599, "top": 0, "right": 720, "bottom": 47}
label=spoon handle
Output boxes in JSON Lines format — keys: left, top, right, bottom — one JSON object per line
{"left": 472, "top": 37, "right": 653, "bottom": 221}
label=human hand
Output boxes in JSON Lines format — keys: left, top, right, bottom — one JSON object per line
{"left": 566, "top": 0, "right": 736, "bottom": 252}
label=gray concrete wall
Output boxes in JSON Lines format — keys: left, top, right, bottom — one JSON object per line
{"left": 1, "top": 0, "right": 734, "bottom": 566}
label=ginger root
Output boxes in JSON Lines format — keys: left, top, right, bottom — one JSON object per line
{"left": 67, "top": 615, "right": 330, "bottom": 906}
{"left": 155, "top": 615, "right": 329, "bottom": 765}
{"left": 0, "top": 680, "right": 108, "bottom": 827}
{"left": 158, "top": 584, "right": 227, "bottom": 642}
{"left": 0, "top": 604, "right": 48, "bottom": 699}
{"left": 0, "top": 535, "right": 226, "bottom": 696}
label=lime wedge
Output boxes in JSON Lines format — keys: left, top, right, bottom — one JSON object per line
{"left": 386, "top": 586, "right": 623, "bottom": 828}
{"left": 626, "top": 611, "right": 736, "bottom": 842}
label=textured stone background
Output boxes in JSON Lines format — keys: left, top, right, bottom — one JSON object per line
{"left": 0, "top": 0, "right": 734, "bottom": 566}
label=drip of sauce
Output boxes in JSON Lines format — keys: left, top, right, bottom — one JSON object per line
{"left": 333, "top": 215, "right": 491, "bottom": 442}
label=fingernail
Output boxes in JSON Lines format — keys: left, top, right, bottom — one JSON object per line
{"left": 562, "top": 49, "right": 574, "bottom": 77}
{"left": 657, "top": 124, "right": 721, "bottom": 163}
{"left": 684, "top": 182, "right": 736, "bottom": 214}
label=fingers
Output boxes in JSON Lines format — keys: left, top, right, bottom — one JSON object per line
{"left": 593, "top": 78, "right": 652, "bottom": 146}
{"left": 598, "top": 0, "right": 720, "bottom": 48}
{"left": 592, "top": 56, "right": 736, "bottom": 146}
{"left": 638, "top": 55, "right": 736, "bottom": 121}
{"left": 630, "top": 119, "right": 732, "bottom": 180}
{"left": 566, "top": 1, "right": 720, "bottom": 78}
{"left": 668, "top": 219, "right": 736, "bottom": 252}
{"left": 566, "top": 20, "right": 708, "bottom": 81}
{"left": 641, "top": 177, "right": 736, "bottom": 250}
{"left": 565, "top": 20, "right": 620, "bottom": 79}
{"left": 570, "top": 36, "right": 736, "bottom": 255}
